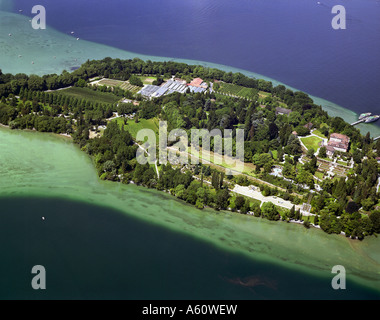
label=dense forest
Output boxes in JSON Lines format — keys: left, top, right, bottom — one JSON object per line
{"left": 0, "top": 57, "right": 379, "bottom": 239}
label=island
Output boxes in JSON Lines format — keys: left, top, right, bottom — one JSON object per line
{"left": 0, "top": 57, "right": 379, "bottom": 240}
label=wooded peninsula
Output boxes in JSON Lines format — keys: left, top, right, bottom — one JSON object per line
{"left": 0, "top": 57, "right": 379, "bottom": 239}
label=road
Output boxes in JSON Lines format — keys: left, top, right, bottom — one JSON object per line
{"left": 232, "top": 185, "right": 304, "bottom": 212}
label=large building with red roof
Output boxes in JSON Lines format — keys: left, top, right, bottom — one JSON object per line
{"left": 189, "top": 78, "right": 208, "bottom": 89}
{"left": 326, "top": 133, "right": 350, "bottom": 156}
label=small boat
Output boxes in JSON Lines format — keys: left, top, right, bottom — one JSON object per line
{"left": 365, "top": 115, "right": 380, "bottom": 123}
{"left": 359, "top": 112, "right": 371, "bottom": 120}
{"left": 42, "top": 217, "right": 45, "bottom": 221}
{"left": 76, "top": 37, "right": 80, "bottom": 41}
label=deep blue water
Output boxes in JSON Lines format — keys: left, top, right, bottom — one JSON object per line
{"left": 10, "top": 0, "right": 380, "bottom": 122}
{"left": 1, "top": 197, "right": 378, "bottom": 299}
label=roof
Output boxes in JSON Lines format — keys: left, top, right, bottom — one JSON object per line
{"left": 138, "top": 85, "right": 161, "bottom": 97}
{"left": 275, "top": 107, "right": 292, "bottom": 115}
{"left": 190, "top": 78, "right": 203, "bottom": 86}
{"left": 327, "top": 133, "right": 350, "bottom": 152}
{"left": 330, "top": 133, "right": 350, "bottom": 142}
{"left": 304, "top": 122, "right": 313, "bottom": 129}
{"left": 188, "top": 86, "right": 206, "bottom": 93}
{"left": 151, "top": 86, "right": 168, "bottom": 98}
{"left": 189, "top": 78, "right": 208, "bottom": 88}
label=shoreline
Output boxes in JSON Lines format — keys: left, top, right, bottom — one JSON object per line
{"left": 0, "top": 9, "right": 379, "bottom": 137}
{"left": 1, "top": 124, "right": 380, "bottom": 295}
{"left": 0, "top": 124, "right": 369, "bottom": 242}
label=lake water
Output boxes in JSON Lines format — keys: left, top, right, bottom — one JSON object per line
{"left": 1, "top": 0, "right": 380, "bottom": 299}
{"left": 0, "top": 127, "right": 379, "bottom": 299}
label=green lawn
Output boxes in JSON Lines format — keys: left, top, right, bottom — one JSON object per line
{"left": 96, "top": 79, "right": 124, "bottom": 87}
{"left": 94, "top": 78, "right": 141, "bottom": 94}
{"left": 216, "top": 83, "right": 258, "bottom": 100}
{"left": 55, "top": 87, "right": 121, "bottom": 105}
{"left": 138, "top": 76, "right": 157, "bottom": 85}
{"left": 114, "top": 117, "right": 159, "bottom": 141}
{"left": 301, "top": 136, "right": 323, "bottom": 151}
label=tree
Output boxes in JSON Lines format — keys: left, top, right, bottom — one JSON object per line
{"left": 361, "top": 198, "right": 375, "bottom": 211}
{"left": 253, "top": 153, "right": 273, "bottom": 170}
{"left": 376, "top": 139, "right": 380, "bottom": 157}
{"left": 103, "top": 160, "right": 115, "bottom": 172}
{"left": 261, "top": 202, "right": 280, "bottom": 221}
{"left": 288, "top": 111, "right": 301, "bottom": 126}
{"left": 27, "top": 75, "right": 46, "bottom": 91}
{"left": 215, "top": 189, "right": 230, "bottom": 210}
{"left": 283, "top": 161, "right": 296, "bottom": 180}
{"left": 369, "top": 211, "right": 380, "bottom": 233}
{"left": 352, "top": 149, "right": 362, "bottom": 164}
{"left": 235, "top": 195, "right": 245, "bottom": 211}
{"left": 277, "top": 147, "right": 284, "bottom": 162}
{"left": 345, "top": 201, "right": 360, "bottom": 214}
{"left": 289, "top": 205, "right": 295, "bottom": 219}
{"left": 240, "top": 200, "right": 251, "bottom": 214}
{"left": 128, "top": 75, "right": 143, "bottom": 87}
{"left": 295, "top": 208, "right": 301, "bottom": 220}
{"left": 251, "top": 202, "right": 261, "bottom": 217}
{"left": 296, "top": 168, "right": 314, "bottom": 188}
{"left": 284, "top": 134, "right": 302, "bottom": 155}
{"left": 175, "top": 184, "right": 186, "bottom": 200}
{"left": 307, "top": 148, "right": 315, "bottom": 158}
{"left": 211, "top": 171, "right": 220, "bottom": 190}
{"left": 318, "top": 146, "right": 327, "bottom": 158}
{"left": 268, "top": 122, "right": 279, "bottom": 140}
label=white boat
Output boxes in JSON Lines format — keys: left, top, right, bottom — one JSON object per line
{"left": 359, "top": 112, "right": 371, "bottom": 120}
{"left": 365, "top": 115, "right": 380, "bottom": 123}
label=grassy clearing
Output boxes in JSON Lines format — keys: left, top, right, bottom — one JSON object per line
{"left": 217, "top": 83, "right": 258, "bottom": 100}
{"left": 114, "top": 117, "right": 159, "bottom": 141}
{"left": 94, "top": 78, "right": 141, "bottom": 94}
{"left": 259, "top": 91, "right": 272, "bottom": 98}
{"left": 301, "top": 136, "right": 323, "bottom": 151}
{"left": 96, "top": 79, "right": 124, "bottom": 87}
{"left": 56, "top": 87, "right": 120, "bottom": 105}
{"left": 138, "top": 76, "right": 156, "bottom": 85}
